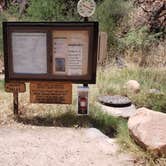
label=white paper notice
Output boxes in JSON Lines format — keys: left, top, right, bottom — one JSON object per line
{"left": 53, "top": 37, "right": 67, "bottom": 57}
{"left": 12, "top": 33, "right": 47, "bottom": 74}
{"left": 68, "top": 44, "right": 82, "bottom": 75}
{"left": 53, "top": 37, "right": 67, "bottom": 74}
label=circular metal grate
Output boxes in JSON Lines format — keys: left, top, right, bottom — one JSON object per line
{"left": 98, "top": 95, "right": 132, "bottom": 107}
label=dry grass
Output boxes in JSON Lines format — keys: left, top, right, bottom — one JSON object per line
{"left": 94, "top": 66, "right": 166, "bottom": 112}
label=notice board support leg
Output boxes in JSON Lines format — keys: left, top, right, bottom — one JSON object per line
{"left": 13, "top": 91, "right": 19, "bottom": 116}
{"left": 84, "top": 17, "right": 89, "bottom": 22}
{"left": 83, "top": 17, "right": 89, "bottom": 88}
{"left": 83, "top": 84, "right": 88, "bottom": 87}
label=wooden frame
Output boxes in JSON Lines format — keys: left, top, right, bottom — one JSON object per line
{"left": 3, "top": 22, "right": 98, "bottom": 84}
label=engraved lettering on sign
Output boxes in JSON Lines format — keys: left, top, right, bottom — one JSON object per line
{"left": 30, "top": 82, "right": 72, "bottom": 104}
{"left": 5, "top": 82, "right": 26, "bottom": 93}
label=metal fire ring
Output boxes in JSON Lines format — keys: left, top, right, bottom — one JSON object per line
{"left": 98, "top": 95, "right": 132, "bottom": 107}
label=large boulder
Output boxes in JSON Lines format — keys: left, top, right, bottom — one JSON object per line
{"left": 124, "top": 80, "right": 140, "bottom": 94}
{"left": 128, "top": 107, "right": 166, "bottom": 156}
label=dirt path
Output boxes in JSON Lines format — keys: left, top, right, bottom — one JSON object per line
{"left": 0, "top": 74, "right": 4, "bottom": 80}
{"left": 0, "top": 125, "right": 136, "bottom": 166}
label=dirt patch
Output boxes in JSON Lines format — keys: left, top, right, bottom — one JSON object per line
{"left": 0, "top": 125, "right": 136, "bottom": 166}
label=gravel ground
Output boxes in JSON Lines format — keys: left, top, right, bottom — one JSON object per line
{"left": 0, "top": 74, "right": 4, "bottom": 80}
{"left": 0, "top": 126, "right": 136, "bottom": 166}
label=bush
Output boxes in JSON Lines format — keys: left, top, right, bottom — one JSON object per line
{"left": 132, "top": 93, "right": 166, "bottom": 113}
{"left": 7, "top": 2, "right": 20, "bottom": 17}
{"left": 95, "top": 0, "right": 131, "bottom": 48}
{"left": 0, "top": 13, "right": 7, "bottom": 56}
{"left": 27, "top": 0, "right": 80, "bottom": 21}
{"left": 120, "top": 27, "right": 148, "bottom": 50}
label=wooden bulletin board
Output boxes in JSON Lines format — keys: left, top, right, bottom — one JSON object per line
{"left": 3, "top": 22, "right": 99, "bottom": 84}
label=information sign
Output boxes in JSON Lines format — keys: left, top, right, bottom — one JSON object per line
{"left": 30, "top": 82, "right": 72, "bottom": 104}
{"left": 52, "top": 30, "right": 89, "bottom": 76}
{"left": 5, "top": 82, "right": 26, "bottom": 93}
{"left": 12, "top": 33, "right": 47, "bottom": 74}
{"left": 3, "top": 22, "right": 98, "bottom": 84}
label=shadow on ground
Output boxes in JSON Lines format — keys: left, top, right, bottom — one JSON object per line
{"left": 15, "top": 111, "right": 116, "bottom": 138}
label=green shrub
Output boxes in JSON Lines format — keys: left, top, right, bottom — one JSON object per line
{"left": 0, "top": 14, "right": 7, "bottom": 56}
{"left": 89, "top": 104, "right": 122, "bottom": 137}
{"left": 95, "top": 0, "right": 131, "bottom": 49}
{"left": 131, "top": 93, "right": 166, "bottom": 113}
{"left": 0, "top": 80, "right": 4, "bottom": 90}
{"left": 27, "top": 0, "right": 79, "bottom": 21}
{"left": 7, "top": 2, "right": 20, "bottom": 17}
{"left": 27, "top": 0, "right": 60, "bottom": 21}
{"left": 120, "top": 26, "right": 164, "bottom": 51}
{"left": 120, "top": 27, "right": 148, "bottom": 50}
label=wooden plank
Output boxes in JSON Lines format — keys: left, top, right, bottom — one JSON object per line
{"left": 30, "top": 82, "right": 72, "bottom": 104}
{"left": 98, "top": 32, "right": 108, "bottom": 63}
{"left": 5, "top": 82, "right": 26, "bottom": 93}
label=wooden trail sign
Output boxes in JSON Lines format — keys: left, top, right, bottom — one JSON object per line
{"left": 30, "top": 82, "right": 72, "bottom": 104}
{"left": 5, "top": 81, "right": 26, "bottom": 115}
{"left": 5, "top": 82, "right": 26, "bottom": 93}
{"left": 98, "top": 32, "right": 108, "bottom": 64}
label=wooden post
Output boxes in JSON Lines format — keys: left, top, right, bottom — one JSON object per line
{"left": 84, "top": 17, "right": 88, "bottom": 22}
{"left": 4, "top": 0, "right": 8, "bottom": 9}
{"left": 13, "top": 90, "right": 19, "bottom": 115}
{"left": 98, "top": 32, "right": 108, "bottom": 64}
{"left": 84, "top": 17, "right": 89, "bottom": 88}
{"left": 83, "top": 84, "right": 88, "bottom": 87}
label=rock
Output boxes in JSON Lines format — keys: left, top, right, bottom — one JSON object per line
{"left": 128, "top": 107, "right": 166, "bottom": 156}
{"left": 115, "top": 56, "right": 127, "bottom": 68}
{"left": 124, "top": 80, "right": 140, "bottom": 94}
{"left": 84, "top": 128, "right": 119, "bottom": 154}
{"left": 85, "top": 128, "right": 109, "bottom": 140}
{"left": 148, "top": 88, "right": 163, "bottom": 95}
{"left": 97, "top": 102, "right": 137, "bottom": 119}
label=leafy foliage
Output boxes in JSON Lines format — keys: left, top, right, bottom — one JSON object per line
{"left": 0, "top": 13, "right": 7, "bottom": 56}
{"left": 95, "top": 0, "right": 131, "bottom": 47}
{"left": 7, "top": 2, "right": 20, "bottom": 17}
{"left": 120, "top": 27, "right": 148, "bottom": 50}
{"left": 120, "top": 25, "right": 164, "bottom": 49}
{"left": 27, "top": 0, "right": 80, "bottom": 21}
